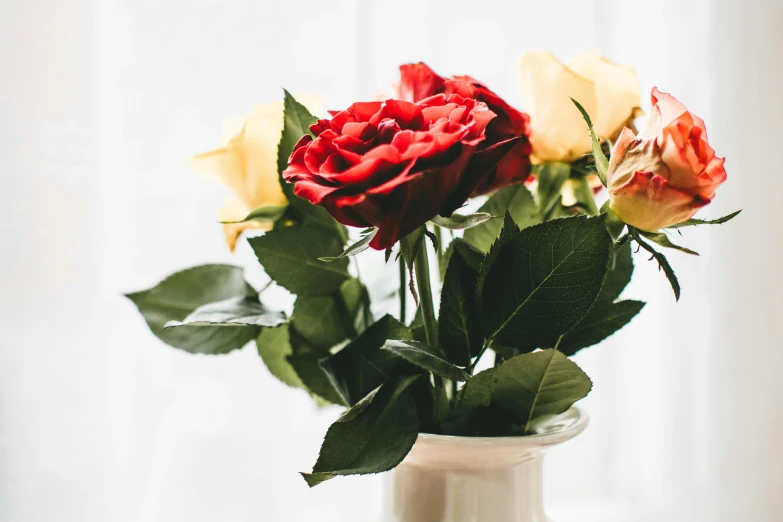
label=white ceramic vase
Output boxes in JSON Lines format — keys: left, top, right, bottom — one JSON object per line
{"left": 382, "top": 407, "right": 588, "bottom": 522}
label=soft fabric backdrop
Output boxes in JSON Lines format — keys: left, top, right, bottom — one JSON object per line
{"left": 1, "top": 0, "right": 781, "bottom": 521}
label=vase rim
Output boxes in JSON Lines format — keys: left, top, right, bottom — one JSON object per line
{"left": 415, "top": 406, "right": 588, "bottom": 449}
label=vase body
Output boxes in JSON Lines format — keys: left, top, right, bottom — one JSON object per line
{"left": 382, "top": 407, "right": 587, "bottom": 522}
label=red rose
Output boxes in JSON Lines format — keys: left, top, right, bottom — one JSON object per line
{"left": 398, "top": 63, "right": 532, "bottom": 193}
{"left": 283, "top": 95, "right": 519, "bottom": 249}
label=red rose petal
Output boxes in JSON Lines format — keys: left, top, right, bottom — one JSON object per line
{"left": 398, "top": 62, "right": 446, "bottom": 103}
{"left": 282, "top": 79, "right": 532, "bottom": 248}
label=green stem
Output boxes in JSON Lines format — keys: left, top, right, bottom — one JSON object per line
{"left": 471, "top": 340, "right": 492, "bottom": 374}
{"left": 413, "top": 234, "right": 439, "bottom": 351}
{"left": 258, "top": 279, "right": 275, "bottom": 296}
{"left": 398, "top": 257, "right": 407, "bottom": 323}
{"left": 413, "top": 230, "right": 446, "bottom": 400}
{"left": 433, "top": 225, "right": 444, "bottom": 280}
{"left": 571, "top": 175, "right": 600, "bottom": 216}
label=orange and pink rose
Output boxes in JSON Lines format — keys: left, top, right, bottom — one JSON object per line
{"left": 607, "top": 87, "right": 727, "bottom": 231}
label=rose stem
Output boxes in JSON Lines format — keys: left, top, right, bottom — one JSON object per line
{"left": 571, "top": 176, "right": 599, "bottom": 215}
{"left": 413, "top": 230, "right": 445, "bottom": 396}
{"left": 413, "top": 233, "right": 439, "bottom": 351}
{"left": 433, "top": 225, "right": 444, "bottom": 281}
{"left": 398, "top": 257, "right": 407, "bottom": 323}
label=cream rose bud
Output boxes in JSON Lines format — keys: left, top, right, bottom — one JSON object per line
{"left": 190, "top": 96, "right": 320, "bottom": 251}
{"left": 607, "top": 88, "right": 727, "bottom": 231}
{"left": 519, "top": 50, "right": 641, "bottom": 163}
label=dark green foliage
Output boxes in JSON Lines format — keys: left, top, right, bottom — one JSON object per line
{"left": 492, "top": 349, "right": 592, "bottom": 432}
{"left": 558, "top": 241, "right": 646, "bottom": 355}
{"left": 320, "top": 316, "right": 415, "bottom": 406}
{"left": 302, "top": 376, "right": 420, "bottom": 486}
{"left": 125, "top": 264, "right": 260, "bottom": 354}
{"left": 463, "top": 184, "right": 538, "bottom": 253}
{"left": 248, "top": 225, "right": 350, "bottom": 297}
{"left": 438, "top": 249, "right": 482, "bottom": 367}
{"left": 478, "top": 215, "right": 612, "bottom": 350}
{"left": 381, "top": 340, "right": 470, "bottom": 381}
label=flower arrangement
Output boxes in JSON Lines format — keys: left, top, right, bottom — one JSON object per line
{"left": 126, "top": 51, "right": 739, "bottom": 486}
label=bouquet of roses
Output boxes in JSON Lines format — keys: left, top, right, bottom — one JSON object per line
{"left": 127, "top": 52, "right": 738, "bottom": 486}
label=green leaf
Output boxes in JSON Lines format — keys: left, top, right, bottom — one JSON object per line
{"left": 320, "top": 315, "right": 415, "bottom": 406}
{"left": 491, "top": 344, "right": 524, "bottom": 362}
{"left": 571, "top": 98, "right": 608, "bottom": 185}
{"left": 545, "top": 197, "right": 572, "bottom": 219}
{"left": 603, "top": 205, "right": 627, "bottom": 242}
{"left": 453, "top": 367, "right": 496, "bottom": 417}
{"left": 599, "top": 241, "right": 634, "bottom": 304}
{"left": 438, "top": 249, "right": 482, "bottom": 366}
{"left": 288, "top": 326, "right": 344, "bottom": 405}
{"left": 249, "top": 225, "right": 350, "bottom": 296}
{"left": 453, "top": 240, "right": 485, "bottom": 270}
{"left": 292, "top": 295, "right": 349, "bottom": 349}
{"left": 256, "top": 325, "right": 305, "bottom": 389}
{"left": 463, "top": 184, "right": 539, "bottom": 253}
{"left": 125, "top": 264, "right": 258, "bottom": 354}
{"left": 409, "top": 378, "right": 441, "bottom": 434}
{"left": 164, "top": 296, "right": 286, "bottom": 328}
{"left": 291, "top": 278, "right": 369, "bottom": 348}
{"left": 492, "top": 349, "right": 592, "bottom": 433}
{"left": 630, "top": 229, "right": 681, "bottom": 301}
{"left": 409, "top": 307, "right": 424, "bottom": 329}
{"left": 557, "top": 300, "right": 646, "bottom": 355}
{"left": 381, "top": 340, "right": 470, "bottom": 381}
{"left": 439, "top": 238, "right": 484, "bottom": 279}
{"left": 399, "top": 227, "right": 425, "bottom": 302}
{"left": 278, "top": 90, "right": 319, "bottom": 178}
{"left": 339, "top": 277, "right": 373, "bottom": 335}
{"left": 425, "top": 229, "right": 439, "bottom": 257}
{"left": 479, "top": 215, "right": 612, "bottom": 349}
{"left": 669, "top": 209, "right": 742, "bottom": 228}
{"left": 302, "top": 375, "right": 420, "bottom": 487}
{"left": 475, "top": 212, "right": 521, "bottom": 304}
{"left": 638, "top": 230, "right": 699, "bottom": 256}
{"left": 220, "top": 204, "right": 288, "bottom": 224}
{"left": 439, "top": 240, "right": 455, "bottom": 280}
{"left": 400, "top": 228, "right": 425, "bottom": 270}
{"left": 431, "top": 212, "right": 493, "bottom": 230}
{"left": 408, "top": 307, "right": 427, "bottom": 344}
{"left": 277, "top": 91, "right": 347, "bottom": 242}
{"left": 536, "top": 162, "right": 571, "bottom": 219}
{"left": 319, "top": 229, "right": 378, "bottom": 262}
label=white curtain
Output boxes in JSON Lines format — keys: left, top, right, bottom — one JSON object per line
{"left": 1, "top": 0, "right": 781, "bottom": 521}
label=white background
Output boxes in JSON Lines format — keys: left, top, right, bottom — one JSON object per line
{"left": 1, "top": 0, "right": 782, "bottom": 521}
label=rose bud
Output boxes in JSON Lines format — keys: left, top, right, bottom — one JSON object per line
{"left": 398, "top": 63, "right": 532, "bottom": 194}
{"left": 519, "top": 50, "right": 641, "bottom": 163}
{"left": 190, "top": 97, "right": 320, "bottom": 251}
{"left": 282, "top": 96, "right": 519, "bottom": 250}
{"left": 606, "top": 88, "right": 727, "bottom": 231}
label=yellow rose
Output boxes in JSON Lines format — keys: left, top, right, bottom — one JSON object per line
{"left": 519, "top": 50, "right": 641, "bottom": 163}
{"left": 190, "top": 96, "right": 321, "bottom": 251}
